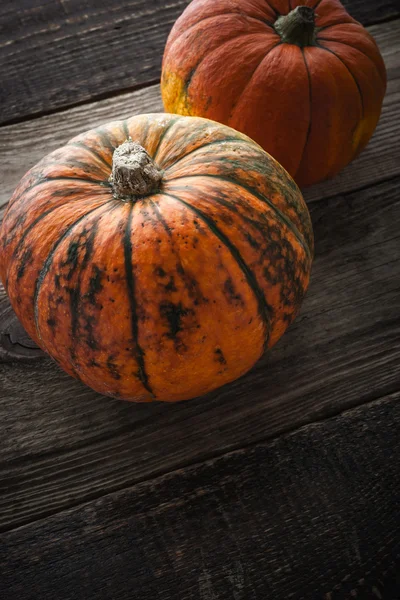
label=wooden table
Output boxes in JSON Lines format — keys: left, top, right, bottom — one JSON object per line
{"left": 1, "top": 1, "right": 400, "bottom": 598}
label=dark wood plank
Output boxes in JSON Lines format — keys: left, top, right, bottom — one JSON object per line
{"left": 0, "top": 0, "right": 183, "bottom": 125}
{"left": 0, "top": 0, "right": 398, "bottom": 125}
{"left": 1, "top": 175, "right": 400, "bottom": 531}
{"left": 340, "top": 0, "right": 400, "bottom": 24}
{"left": 0, "top": 19, "right": 399, "bottom": 216}
{"left": 1, "top": 394, "right": 400, "bottom": 600}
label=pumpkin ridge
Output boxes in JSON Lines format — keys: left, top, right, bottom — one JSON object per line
{"left": 138, "top": 117, "right": 151, "bottom": 148}
{"left": 6, "top": 195, "right": 102, "bottom": 286}
{"left": 162, "top": 191, "right": 272, "bottom": 341}
{"left": 312, "top": 0, "right": 325, "bottom": 11}
{"left": 94, "top": 127, "right": 118, "bottom": 153}
{"left": 166, "top": 181, "right": 310, "bottom": 314}
{"left": 125, "top": 116, "right": 152, "bottom": 156}
{"left": 166, "top": 13, "right": 275, "bottom": 57}
{"left": 316, "top": 37, "right": 386, "bottom": 85}
{"left": 1, "top": 184, "right": 109, "bottom": 262}
{"left": 148, "top": 198, "right": 173, "bottom": 236}
{"left": 165, "top": 137, "right": 258, "bottom": 171}
{"left": 293, "top": 48, "right": 313, "bottom": 182}
{"left": 123, "top": 203, "right": 154, "bottom": 397}
{"left": 33, "top": 200, "right": 114, "bottom": 341}
{"left": 67, "top": 217, "right": 101, "bottom": 363}
{"left": 316, "top": 21, "right": 356, "bottom": 33}
{"left": 5, "top": 176, "right": 112, "bottom": 218}
{"left": 52, "top": 158, "right": 108, "bottom": 178}
{"left": 152, "top": 117, "right": 181, "bottom": 161}
{"left": 316, "top": 42, "right": 364, "bottom": 117}
{"left": 149, "top": 198, "right": 211, "bottom": 307}
{"left": 260, "top": 18, "right": 275, "bottom": 29}
{"left": 68, "top": 141, "right": 112, "bottom": 169}
{"left": 315, "top": 42, "right": 367, "bottom": 172}
{"left": 122, "top": 120, "right": 130, "bottom": 141}
{"left": 268, "top": 3, "right": 280, "bottom": 19}
{"left": 184, "top": 31, "right": 276, "bottom": 102}
{"left": 167, "top": 181, "right": 308, "bottom": 265}
{"left": 166, "top": 173, "right": 312, "bottom": 261}
{"left": 229, "top": 42, "right": 282, "bottom": 122}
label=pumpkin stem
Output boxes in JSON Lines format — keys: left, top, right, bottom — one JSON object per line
{"left": 274, "top": 6, "right": 316, "bottom": 47}
{"left": 110, "top": 140, "right": 163, "bottom": 199}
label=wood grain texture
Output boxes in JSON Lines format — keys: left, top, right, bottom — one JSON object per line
{"left": 1, "top": 394, "right": 400, "bottom": 600}
{"left": 0, "top": 19, "right": 398, "bottom": 220}
{"left": 0, "top": 0, "right": 399, "bottom": 125}
{"left": 0, "top": 0, "right": 184, "bottom": 125}
{"left": 1, "top": 175, "right": 400, "bottom": 531}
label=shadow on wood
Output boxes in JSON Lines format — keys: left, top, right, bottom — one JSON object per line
{"left": 1, "top": 395, "right": 399, "bottom": 600}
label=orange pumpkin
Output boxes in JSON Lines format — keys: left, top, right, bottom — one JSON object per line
{"left": 161, "top": 0, "right": 386, "bottom": 187}
{"left": 0, "top": 114, "right": 313, "bottom": 402}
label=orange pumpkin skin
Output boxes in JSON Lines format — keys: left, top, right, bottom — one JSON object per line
{"left": 161, "top": 0, "right": 387, "bottom": 188}
{"left": 0, "top": 114, "right": 313, "bottom": 402}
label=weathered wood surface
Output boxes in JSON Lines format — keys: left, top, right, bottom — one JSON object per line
{"left": 0, "top": 0, "right": 398, "bottom": 125}
{"left": 1, "top": 1, "right": 400, "bottom": 596}
{"left": 1, "top": 394, "right": 400, "bottom": 600}
{"left": 1, "top": 175, "right": 400, "bottom": 531}
{"left": 0, "top": 19, "right": 399, "bottom": 219}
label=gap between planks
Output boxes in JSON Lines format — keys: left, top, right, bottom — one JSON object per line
{"left": 1, "top": 392, "right": 400, "bottom": 599}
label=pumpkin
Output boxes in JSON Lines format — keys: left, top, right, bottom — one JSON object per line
{"left": 0, "top": 114, "right": 313, "bottom": 402}
{"left": 161, "top": 0, "right": 387, "bottom": 188}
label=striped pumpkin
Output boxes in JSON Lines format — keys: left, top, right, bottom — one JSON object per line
{"left": 0, "top": 114, "right": 313, "bottom": 402}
